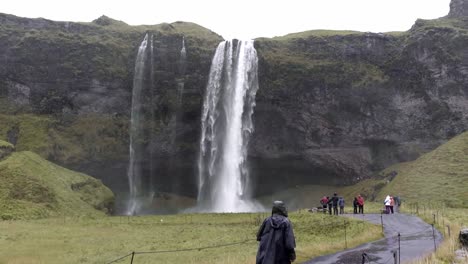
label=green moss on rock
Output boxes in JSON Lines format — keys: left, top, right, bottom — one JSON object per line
{"left": 0, "top": 151, "right": 114, "bottom": 219}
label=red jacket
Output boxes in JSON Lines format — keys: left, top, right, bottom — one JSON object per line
{"left": 357, "top": 196, "right": 364, "bottom": 206}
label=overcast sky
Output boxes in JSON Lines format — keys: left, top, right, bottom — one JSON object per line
{"left": 1, "top": 0, "right": 451, "bottom": 39}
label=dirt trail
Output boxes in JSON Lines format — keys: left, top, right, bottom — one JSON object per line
{"left": 304, "top": 213, "right": 443, "bottom": 264}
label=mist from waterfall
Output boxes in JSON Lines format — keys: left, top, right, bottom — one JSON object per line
{"left": 197, "top": 40, "right": 262, "bottom": 212}
{"left": 127, "top": 34, "right": 151, "bottom": 215}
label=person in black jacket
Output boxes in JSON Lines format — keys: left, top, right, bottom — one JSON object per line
{"left": 353, "top": 197, "right": 358, "bottom": 214}
{"left": 328, "top": 193, "right": 339, "bottom": 215}
{"left": 256, "top": 201, "right": 296, "bottom": 264}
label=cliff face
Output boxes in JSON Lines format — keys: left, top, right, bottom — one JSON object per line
{"left": 0, "top": 14, "right": 223, "bottom": 195}
{"left": 252, "top": 15, "right": 468, "bottom": 192}
{"left": 1, "top": 0, "right": 468, "bottom": 199}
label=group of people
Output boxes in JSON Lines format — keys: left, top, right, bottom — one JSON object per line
{"left": 319, "top": 193, "right": 365, "bottom": 215}
{"left": 383, "top": 195, "right": 400, "bottom": 214}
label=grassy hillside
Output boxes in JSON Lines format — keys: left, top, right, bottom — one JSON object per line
{"left": 0, "top": 148, "right": 114, "bottom": 219}
{"left": 376, "top": 131, "right": 468, "bottom": 207}
{"left": 261, "top": 131, "right": 468, "bottom": 210}
{"left": 0, "top": 212, "right": 382, "bottom": 264}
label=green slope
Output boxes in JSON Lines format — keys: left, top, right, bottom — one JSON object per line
{"left": 0, "top": 143, "right": 114, "bottom": 219}
{"left": 376, "top": 131, "right": 468, "bottom": 207}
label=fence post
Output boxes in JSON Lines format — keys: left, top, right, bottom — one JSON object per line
{"left": 433, "top": 214, "right": 436, "bottom": 225}
{"left": 361, "top": 253, "right": 367, "bottom": 264}
{"left": 447, "top": 225, "right": 451, "bottom": 237}
{"left": 380, "top": 213, "right": 384, "bottom": 233}
{"left": 432, "top": 224, "right": 437, "bottom": 251}
{"left": 130, "top": 252, "right": 135, "bottom": 264}
{"left": 344, "top": 219, "right": 347, "bottom": 249}
{"left": 398, "top": 233, "right": 401, "bottom": 264}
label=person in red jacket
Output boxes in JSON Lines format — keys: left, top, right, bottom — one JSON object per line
{"left": 357, "top": 194, "right": 365, "bottom": 214}
{"left": 320, "top": 196, "right": 329, "bottom": 214}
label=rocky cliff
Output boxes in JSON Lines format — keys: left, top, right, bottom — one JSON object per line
{"left": 0, "top": 14, "right": 222, "bottom": 198}
{"left": 1, "top": 0, "right": 467, "bottom": 202}
{"left": 251, "top": 10, "right": 468, "bottom": 193}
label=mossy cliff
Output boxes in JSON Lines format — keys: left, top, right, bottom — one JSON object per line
{"left": 1, "top": 0, "right": 467, "bottom": 200}
{"left": 0, "top": 140, "right": 114, "bottom": 219}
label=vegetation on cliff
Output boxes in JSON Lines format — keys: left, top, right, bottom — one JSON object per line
{"left": 0, "top": 149, "right": 114, "bottom": 219}
{"left": 377, "top": 131, "right": 468, "bottom": 208}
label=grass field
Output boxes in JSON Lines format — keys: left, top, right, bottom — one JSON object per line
{"left": 0, "top": 211, "right": 383, "bottom": 264}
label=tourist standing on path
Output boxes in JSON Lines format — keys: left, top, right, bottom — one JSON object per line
{"left": 256, "top": 201, "right": 296, "bottom": 264}
{"left": 394, "top": 196, "right": 401, "bottom": 212}
{"left": 338, "top": 197, "right": 345, "bottom": 214}
{"left": 328, "top": 193, "right": 339, "bottom": 215}
{"left": 320, "top": 196, "right": 329, "bottom": 214}
{"left": 353, "top": 197, "right": 358, "bottom": 214}
{"left": 390, "top": 196, "right": 395, "bottom": 214}
{"left": 357, "top": 195, "right": 365, "bottom": 214}
{"left": 384, "top": 195, "right": 392, "bottom": 214}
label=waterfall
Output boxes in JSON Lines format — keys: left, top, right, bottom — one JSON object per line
{"left": 197, "top": 40, "right": 261, "bottom": 212}
{"left": 177, "top": 36, "right": 187, "bottom": 103}
{"left": 170, "top": 36, "right": 187, "bottom": 145}
{"left": 127, "top": 34, "right": 151, "bottom": 215}
{"left": 149, "top": 35, "right": 155, "bottom": 197}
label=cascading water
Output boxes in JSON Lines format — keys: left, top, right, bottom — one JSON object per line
{"left": 177, "top": 36, "right": 186, "bottom": 104}
{"left": 127, "top": 34, "right": 151, "bottom": 215}
{"left": 197, "top": 40, "right": 262, "bottom": 212}
{"left": 149, "top": 35, "right": 155, "bottom": 198}
{"left": 170, "top": 36, "right": 187, "bottom": 146}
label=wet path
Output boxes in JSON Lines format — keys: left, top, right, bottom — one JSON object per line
{"left": 304, "top": 213, "right": 443, "bottom": 264}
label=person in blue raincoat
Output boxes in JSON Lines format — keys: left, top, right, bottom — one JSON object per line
{"left": 256, "top": 201, "right": 296, "bottom": 264}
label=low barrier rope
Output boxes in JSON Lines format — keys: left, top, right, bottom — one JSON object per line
{"left": 106, "top": 239, "right": 256, "bottom": 264}
{"left": 107, "top": 252, "right": 134, "bottom": 264}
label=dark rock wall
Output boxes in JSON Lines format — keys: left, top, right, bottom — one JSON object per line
{"left": 1, "top": 0, "right": 467, "bottom": 198}
{"left": 0, "top": 13, "right": 222, "bottom": 196}
{"left": 251, "top": 16, "right": 468, "bottom": 192}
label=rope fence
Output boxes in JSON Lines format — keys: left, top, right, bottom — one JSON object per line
{"left": 106, "top": 239, "right": 256, "bottom": 264}
{"left": 102, "top": 203, "right": 445, "bottom": 264}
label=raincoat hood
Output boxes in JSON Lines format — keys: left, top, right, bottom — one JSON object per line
{"left": 272, "top": 201, "right": 288, "bottom": 217}
{"left": 270, "top": 214, "right": 289, "bottom": 229}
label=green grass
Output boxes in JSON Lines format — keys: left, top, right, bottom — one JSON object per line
{"left": 0, "top": 151, "right": 114, "bottom": 220}
{"left": 0, "top": 211, "right": 382, "bottom": 264}
{"left": 268, "top": 29, "right": 362, "bottom": 41}
{"left": 0, "top": 140, "right": 13, "bottom": 149}
{"left": 377, "top": 132, "right": 468, "bottom": 208}
{"left": 0, "top": 113, "right": 129, "bottom": 167}
{"left": 0, "top": 114, "right": 54, "bottom": 157}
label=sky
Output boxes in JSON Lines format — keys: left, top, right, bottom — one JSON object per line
{"left": 1, "top": 0, "right": 451, "bottom": 40}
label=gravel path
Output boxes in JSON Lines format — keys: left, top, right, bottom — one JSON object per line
{"left": 304, "top": 213, "right": 443, "bottom": 264}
